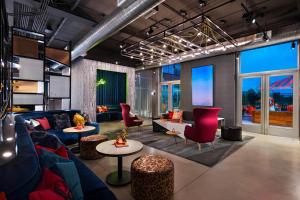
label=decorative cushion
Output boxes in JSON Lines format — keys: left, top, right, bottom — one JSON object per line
{"left": 31, "top": 132, "right": 61, "bottom": 149}
{"left": 53, "top": 113, "right": 71, "bottom": 130}
{"left": 36, "top": 117, "right": 51, "bottom": 131}
{"left": 29, "top": 168, "right": 72, "bottom": 200}
{"left": 168, "top": 111, "right": 174, "bottom": 119}
{"left": 35, "top": 145, "right": 69, "bottom": 159}
{"left": 97, "top": 105, "right": 108, "bottom": 113}
{"left": 38, "top": 150, "right": 84, "bottom": 200}
{"left": 53, "top": 162, "right": 84, "bottom": 200}
{"left": 30, "top": 119, "right": 41, "bottom": 127}
{"left": 0, "top": 192, "right": 6, "bottom": 200}
{"left": 172, "top": 110, "right": 183, "bottom": 120}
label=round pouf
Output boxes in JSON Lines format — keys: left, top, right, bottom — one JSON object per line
{"left": 80, "top": 134, "right": 108, "bottom": 160}
{"left": 221, "top": 126, "right": 242, "bottom": 141}
{"left": 131, "top": 155, "right": 174, "bottom": 200}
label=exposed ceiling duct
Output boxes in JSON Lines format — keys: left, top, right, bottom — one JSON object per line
{"left": 71, "top": 0, "right": 165, "bottom": 61}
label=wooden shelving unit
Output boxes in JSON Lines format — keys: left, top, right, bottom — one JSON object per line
{"left": 11, "top": 28, "right": 46, "bottom": 112}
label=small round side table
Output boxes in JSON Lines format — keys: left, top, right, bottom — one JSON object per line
{"left": 96, "top": 139, "right": 143, "bottom": 186}
{"left": 63, "top": 126, "right": 95, "bottom": 153}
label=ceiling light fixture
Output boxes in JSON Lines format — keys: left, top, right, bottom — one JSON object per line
{"left": 263, "top": 32, "right": 269, "bottom": 42}
{"left": 251, "top": 18, "right": 256, "bottom": 24}
{"left": 163, "top": 44, "right": 167, "bottom": 48}
{"left": 291, "top": 41, "right": 296, "bottom": 50}
{"left": 174, "top": 48, "right": 178, "bottom": 52}
{"left": 146, "top": 26, "right": 154, "bottom": 36}
{"left": 2, "top": 151, "right": 12, "bottom": 158}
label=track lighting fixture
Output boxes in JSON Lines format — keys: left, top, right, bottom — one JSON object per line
{"left": 146, "top": 26, "right": 154, "bottom": 36}
{"left": 291, "top": 41, "right": 296, "bottom": 50}
{"left": 199, "top": 0, "right": 207, "bottom": 7}
{"left": 263, "top": 32, "right": 269, "bottom": 42}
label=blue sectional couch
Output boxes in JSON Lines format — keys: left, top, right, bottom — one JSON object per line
{"left": 16, "top": 110, "right": 99, "bottom": 145}
{"left": 0, "top": 110, "right": 116, "bottom": 200}
{"left": 96, "top": 105, "right": 122, "bottom": 123}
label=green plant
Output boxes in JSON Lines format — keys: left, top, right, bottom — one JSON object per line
{"left": 96, "top": 78, "right": 106, "bottom": 86}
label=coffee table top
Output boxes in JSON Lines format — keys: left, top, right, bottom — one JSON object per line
{"left": 96, "top": 139, "right": 143, "bottom": 157}
{"left": 63, "top": 126, "right": 95, "bottom": 134}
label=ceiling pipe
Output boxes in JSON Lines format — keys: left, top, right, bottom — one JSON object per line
{"left": 71, "top": 0, "right": 165, "bottom": 61}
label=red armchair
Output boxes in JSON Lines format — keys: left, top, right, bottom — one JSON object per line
{"left": 184, "top": 107, "right": 222, "bottom": 150}
{"left": 120, "top": 103, "right": 143, "bottom": 128}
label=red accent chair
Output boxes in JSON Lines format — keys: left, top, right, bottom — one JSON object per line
{"left": 120, "top": 103, "right": 143, "bottom": 128}
{"left": 184, "top": 107, "right": 222, "bottom": 150}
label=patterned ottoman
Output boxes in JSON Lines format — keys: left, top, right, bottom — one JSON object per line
{"left": 80, "top": 134, "right": 108, "bottom": 160}
{"left": 131, "top": 155, "right": 174, "bottom": 200}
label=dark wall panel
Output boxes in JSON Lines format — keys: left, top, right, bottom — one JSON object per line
{"left": 181, "top": 53, "right": 237, "bottom": 126}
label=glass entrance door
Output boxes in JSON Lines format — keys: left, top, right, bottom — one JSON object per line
{"left": 241, "top": 77, "right": 263, "bottom": 133}
{"left": 240, "top": 73, "right": 298, "bottom": 137}
{"left": 266, "top": 74, "right": 298, "bottom": 137}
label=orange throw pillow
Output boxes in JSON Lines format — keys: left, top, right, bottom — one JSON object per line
{"left": 172, "top": 111, "right": 183, "bottom": 120}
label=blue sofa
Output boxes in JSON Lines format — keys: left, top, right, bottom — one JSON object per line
{"left": 16, "top": 110, "right": 99, "bottom": 145}
{"left": 0, "top": 111, "right": 116, "bottom": 200}
{"left": 96, "top": 105, "right": 122, "bottom": 123}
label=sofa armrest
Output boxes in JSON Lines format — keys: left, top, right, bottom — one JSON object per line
{"left": 68, "top": 152, "right": 117, "bottom": 200}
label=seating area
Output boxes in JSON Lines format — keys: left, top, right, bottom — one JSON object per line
{"left": 1, "top": 0, "right": 300, "bottom": 200}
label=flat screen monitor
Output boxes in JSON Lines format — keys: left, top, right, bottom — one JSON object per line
{"left": 192, "top": 65, "right": 214, "bottom": 106}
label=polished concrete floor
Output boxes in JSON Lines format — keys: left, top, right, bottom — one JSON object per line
{"left": 81, "top": 125, "right": 300, "bottom": 200}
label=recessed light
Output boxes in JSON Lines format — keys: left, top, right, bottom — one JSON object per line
{"left": 2, "top": 151, "right": 12, "bottom": 158}
{"left": 6, "top": 137, "right": 13, "bottom": 141}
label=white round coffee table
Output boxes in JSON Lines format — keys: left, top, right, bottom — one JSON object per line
{"left": 63, "top": 126, "right": 95, "bottom": 153}
{"left": 96, "top": 139, "right": 143, "bottom": 186}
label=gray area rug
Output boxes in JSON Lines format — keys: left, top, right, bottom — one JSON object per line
{"left": 106, "top": 127, "right": 254, "bottom": 167}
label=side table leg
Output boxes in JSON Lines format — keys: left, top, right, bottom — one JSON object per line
{"left": 118, "top": 156, "right": 123, "bottom": 179}
{"left": 106, "top": 156, "right": 131, "bottom": 186}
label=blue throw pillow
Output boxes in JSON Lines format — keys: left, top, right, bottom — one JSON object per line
{"left": 54, "top": 162, "right": 84, "bottom": 200}
{"left": 38, "top": 149, "right": 84, "bottom": 200}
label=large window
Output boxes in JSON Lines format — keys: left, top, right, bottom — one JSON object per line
{"left": 240, "top": 41, "right": 298, "bottom": 74}
{"left": 160, "top": 64, "right": 181, "bottom": 113}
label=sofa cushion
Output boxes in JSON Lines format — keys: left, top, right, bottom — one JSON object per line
{"left": 53, "top": 113, "right": 71, "bottom": 130}
{"left": 54, "top": 162, "right": 84, "bottom": 200}
{"left": 29, "top": 168, "right": 71, "bottom": 200}
{"left": 39, "top": 150, "right": 84, "bottom": 200}
{"left": 35, "top": 145, "right": 69, "bottom": 159}
{"left": 36, "top": 117, "right": 51, "bottom": 131}
{"left": 30, "top": 131, "right": 62, "bottom": 149}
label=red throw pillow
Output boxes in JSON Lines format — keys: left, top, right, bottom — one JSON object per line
{"left": 29, "top": 168, "right": 71, "bottom": 200}
{"left": 168, "top": 111, "right": 174, "bottom": 119}
{"left": 0, "top": 192, "right": 7, "bottom": 200}
{"left": 35, "top": 145, "right": 69, "bottom": 159}
{"left": 36, "top": 117, "right": 51, "bottom": 131}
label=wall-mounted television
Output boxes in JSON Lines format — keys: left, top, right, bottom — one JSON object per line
{"left": 192, "top": 65, "right": 214, "bottom": 106}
